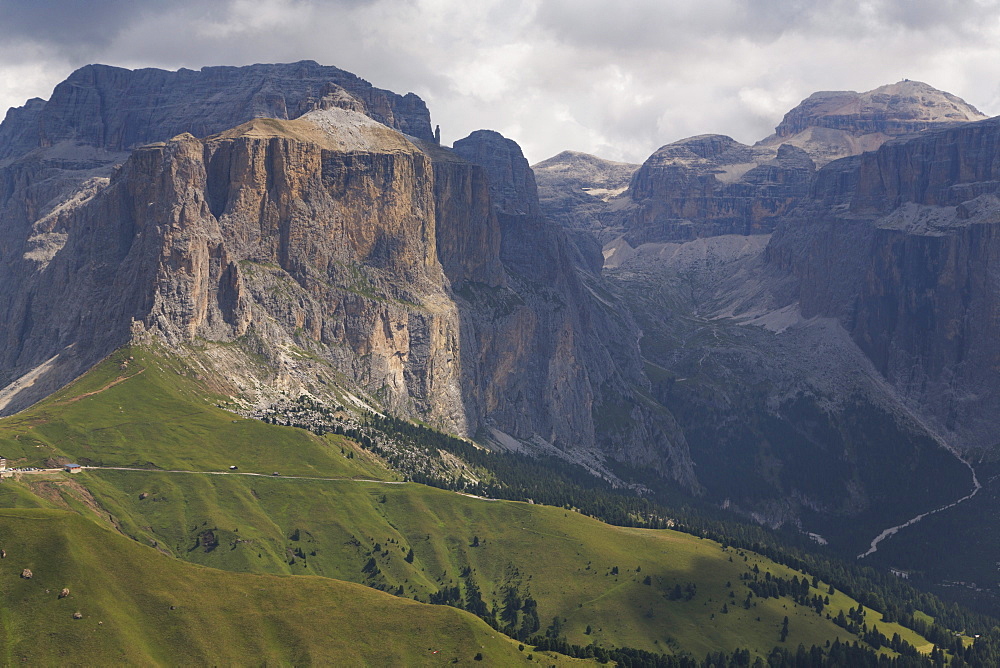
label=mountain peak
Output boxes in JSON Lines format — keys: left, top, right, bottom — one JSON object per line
{"left": 0, "top": 61, "right": 433, "bottom": 160}
{"left": 776, "top": 80, "right": 986, "bottom": 135}
{"left": 757, "top": 80, "right": 987, "bottom": 166}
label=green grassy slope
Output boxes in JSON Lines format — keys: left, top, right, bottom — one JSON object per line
{"left": 0, "top": 508, "right": 543, "bottom": 666}
{"left": 68, "top": 470, "right": 932, "bottom": 657}
{"left": 0, "top": 346, "right": 936, "bottom": 660}
{"left": 0, "top": 347, "right": 391, "bottom": 480}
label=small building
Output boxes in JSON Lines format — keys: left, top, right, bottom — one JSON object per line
{"left": 64, "top": 464, "right": 82, "bottom": 474}
{"left": 0, "top": 456, "right": 6, "bottom": 471}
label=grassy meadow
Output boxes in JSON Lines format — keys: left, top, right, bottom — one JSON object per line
{"left": 0, "top": 346, "right": 937, "bottom": 662}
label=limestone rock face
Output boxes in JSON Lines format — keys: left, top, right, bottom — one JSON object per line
{"left": 759, "top": 80, "right": 987, "bottom": 166}
{"left": 532, "top": 151, "right": 639, "bottom": 273}
{"left": 0, "top": 64, "right": 696, "bottom": 487}
{"left": 0, "top": 60, "right": 432, "bottom": 160}
{"left": 569, "top": 81, "right": 985, "bottom": 247}
{"left": 416, "top": 139, "right": 505, "bottom": 289}
{"left": 850, "top": 117, "right": 1000, "bottom": 214}
{"left": 0, "top": 108, "right": 467, "bottom": 428}
{"left": 615, "top": 136, "right": 815, "bottom": 243}
{"left": 767, "top": 117, "right": 1000, "bottom": 455}
{"left": 451, "top": 131, "right": 695, "bottom": 486}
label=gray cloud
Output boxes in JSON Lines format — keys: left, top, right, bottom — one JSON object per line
{"left": 0, "top": 0, "right": 143, "bottom": 46}
{"left": 0, "top": 0, "right": 998, "bottom": 164}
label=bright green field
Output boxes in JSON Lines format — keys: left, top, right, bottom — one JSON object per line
{"left": 0, "top": 347, "right": 392, "bottom": 480}
{"left": 0, "top": 346, "right": 936, "bottom": 661}
{"left": 0, "top": 507, "right": 547, "bottom": 666}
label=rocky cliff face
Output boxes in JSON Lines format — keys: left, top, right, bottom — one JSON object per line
{"left": 0, "top": 109, "right": 467, "bottom": 428}
{"left": 768, "top": 117, "right": 1000, "bottom": 456}
{"left": 539, "top": 82, "right": 997, "bottom": 548}
{"left": 0, "top": 66, "right": 466, "bottom": 427}
{"left": 450, "top": 131, "right": 695, "bottom": 485}
{"left": 0, "top": 63, "right": 697, "bottom": 488}
{"left": 0, "top": 60, "right": 432, "bottom": 160}
{"left": 613, "top": 137, "right": 815, "bottom": 243}
{"left": 0, "top": 61, "right": 436, "bottom": 413}
{"left": 569, "top": 81, "right": 986, "bottom": 247}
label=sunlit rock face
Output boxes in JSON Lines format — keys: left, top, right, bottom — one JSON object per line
{"left": 0, "top": 63, "right": 697, "bottom": 489}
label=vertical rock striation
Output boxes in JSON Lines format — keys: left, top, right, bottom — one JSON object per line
{"left": 0, "top": 60, "right": 432, "bottom": 160}
{"left": 0, "top": 63, "right": 696, "bottom": 487}
{"left": 452, "top": 130, "right": 696, "bottom": 486}
{"left": 768, "top": 116, "right": 1000, "bottom": 454}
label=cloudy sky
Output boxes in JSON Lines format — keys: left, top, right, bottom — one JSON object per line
{"left": 1, "top": 0, "right": 999, "bottom": 164}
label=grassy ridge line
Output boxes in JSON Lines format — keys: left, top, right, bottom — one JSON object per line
{"left": 0, "top": 345, "right": 938, "bottom": 658}
{"left": 0, "top": 347, "right": 393, "bottom": 480}
{"left": 0, "top": 507, "right": 559, "bottom": 666}
{"left": 66, "top": 468, "right": 934, "bottom": 658}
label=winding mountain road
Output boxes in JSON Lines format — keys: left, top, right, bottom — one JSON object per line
{"left": 82, "top": 466, "right": 407, "bottom": 485}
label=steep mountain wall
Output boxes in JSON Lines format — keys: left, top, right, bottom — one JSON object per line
{"left": 0, "top": 110, "right": 468, "bottom": 428}
{"left": 451, "top": 131, "right": 695, "bottom": 484}
{"left": 616, "top": 137, "right": 814, "bottom": 243}
{"left": 0, "top": 60, "right": 432, "bottom": 160}
{"left": 0, "top": 66, "right": 696, "bottom": 486}
{"left": 574, "top": 81, "right": 985, "bottom": 247}
{"left": 768, "top": 117, "right": 1000, "bottom": 454}
{"left": 0, "top": 61, "right": 436, "bottom": 412}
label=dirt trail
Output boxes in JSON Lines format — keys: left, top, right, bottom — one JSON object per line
{"left": 56, "top": 369, "right": 145, "bottom": 404}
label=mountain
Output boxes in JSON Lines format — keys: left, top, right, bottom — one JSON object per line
{"left": 756, "top": 80, "right": 987, "bottom": 166}
{"left": 0, "top": 62, "right": 693, "bottom": 489}
{"left": 5, "top": 61, "right": 1000, "bottom": 662}
{"left": 544, "top": 83, "right": 1000, "bottom": 611}
{"left": 760, "top": 115, "right": 1000, "bottom": 604}
{"left": 768, "top": 115, "right": 1000, "bottom": 456}
{"left": 541, "top": 81, "right": 987, "bottom": 245}
{"left": 0, "top": 60, "right": 434, "bottom": 160}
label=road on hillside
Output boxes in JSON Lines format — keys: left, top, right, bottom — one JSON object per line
{"left": 13, "top": 467, "right": 502, "bottom": 503}
{"left": 78, "top": 466, "right": 408, "bottom": 485}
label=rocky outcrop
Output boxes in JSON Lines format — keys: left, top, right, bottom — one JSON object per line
{"left": 850, "top": 117, "right": 1000, "bottom": 214}
{"left": 0, "top": 109, "right": 467, "bottom": 429}
{"left": 0, "top": 62, "right": 436, "bottom": 411}
{"left": 451, "top": 131, "right": 695, "bottom": 485}
{"left": 0, "top": 61, "right": 432, "bottom": 161}
{"left": 532, "top": 151, "right": 639, "bottom": 273}
{"left": 0, "top": 65, "right": 696, "bottom": 487}
{"left": 758, "top": 80, "right": 987, "bottom": 166}
{"left": 610, "top": 136, "right": 815, "bottom": 243}
{"left": 415, "top": 139, "right": 505, "bottom": 289}
{"left": 565, "top": 81, "right": 985, "bottom": 247}
{"left": 533, "top": 150, "right": 638, "bottom": 227}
